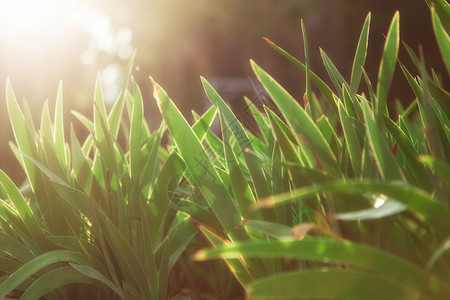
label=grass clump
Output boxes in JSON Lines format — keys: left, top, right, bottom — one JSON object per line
{"left": 0, "top": 56, "right": 198, "bottom": 299}
{"left": 1, "top": 1, "right": 449, "bottom": 299}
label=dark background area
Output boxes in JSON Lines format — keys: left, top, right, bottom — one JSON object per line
{"left": 0, "top": 0, "right": 447, "bottom": 184}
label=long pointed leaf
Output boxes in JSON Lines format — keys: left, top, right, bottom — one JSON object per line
{"left": 251, "top": 61, "right": 339, "bottom": 173}
{"left": 376, "top": 12, "right": 400, "bottom": 122}
{"left": 350, "top": 13, "right": 371, "bottom": 95}
{"left": 151, "top": 78, "right": 248, "bottom": 242}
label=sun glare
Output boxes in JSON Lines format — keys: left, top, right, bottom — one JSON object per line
{"left": 0, "top": 0, "right": 133, "bottom": 103}
{"left": 0, "top": 0, "right": 82, "bottom": 43}
{"left": 373, "top": 195, "right": 387, "bottom": 208}
{"left": 0, "top": 0, "right": 132, "bottom": 63}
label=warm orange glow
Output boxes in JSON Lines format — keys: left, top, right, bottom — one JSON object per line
{"left": 0, "top": 0, "right": 132, "bottom": 62}
{"left": 0, "top": 0, "right": 133, "bottom": 104}
{"left": 0, "top": 0, "right": 85, "bottom": 52}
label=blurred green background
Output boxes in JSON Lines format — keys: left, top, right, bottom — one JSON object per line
{"left": 0, "top": 0, "right": 446, "bottom": 184}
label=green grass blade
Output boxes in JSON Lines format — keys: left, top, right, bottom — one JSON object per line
{"left": 20, "top": 101, "right": 36, "bottom": 135}
{"left": 0, "top": 250, "right": 88, "bottom": 299}
{"left": 164, "top": 213, "right": 197, "bottom": 270}
{"left": 247, "top": 270, "right": 420, "bottom": 300}
{"left": 428, "top": 80, "right": 450, "bottom": 120}
{"left": 53, "top": 81, "right": 67, "bottom": 168}
{"left": 0, "top": 170, "right": 48, "bottom": 252}
{"left": 157, "top": 241, "right": 170, "bottom": 300}
{"left": 350, "top": 13, "right": 371, "bottom": 95}
{"left": 270, "top": 146, "right": 291, "bottom": 225}
{"left": 39, "top": 101, "right": 53, "bottom": 145}
{"left": 151, "top": 78, "right": 249, "bottom": 242}
{"left": 376, "top": 11, "right": 400, "bottom": 122}
{"left": 263, "top": 38, "right": 336, "bottom": 112}
{"left": 108, "top": 52, "right": 136, "bottom": 138}
{"left": 5, "top": 79, "right": 38, "bottom": 185}
{"left": 419, "top": 156, "right": 450, "bottom": 183}
{"left": 192, "top": 105, "right": 217, "bottom": 138}
{"left": 220, "top": 114, "right": 260, "bottom": 221}
{"left": 16, "top": 150, "right": 102, "bottom": 222}
{"left": 427, "top": 238, "right": 450, "bottom": 271}
{"left": 0, "top": 231, "right": 35, "bottom": 263}
{"left": 193, "top": 222, "right": 253, "bottom": 286}
{"left": 0, "top": 257, "right": 21, "bottom": 274}
{"left": 399, "top": 63, "right": 424, "bottom": 100}
{"left": 420, "top": 79, "right": 450, "bottom": 163}
{"left": 99, "top": 210, "right": 154, "bottom": 300}
{"left": 0, "top": 206, "right": 37, "bottom": 252}
{"left": 301, "top": 20, "right": 313, "bottom": 117}
{"left": 266, "top": 109, "right": 302, "bottom": 166}
{"left": 72, "top": 111, "right": 94, "bottom": 132}
{"left": 47, "top": 236, "right": 107, "bottom": 274}
{"left": 260, "top": 181, "right": 450, "bottom": 238}
{"left": 203, "top": 129, "right": 226, "bottom": 163}
{"left": 338, "top": 102, "right": 362, "bottom": 178}
{"left": 130, "top": 79, "right": 144, "bottom": 183}
{"left": 361, "top": 68, "right": 377, "bottom": 103}
{"left": 342, "top": 84, "right": 360, "bottom": 120}
{"left": 242, "top": 220, "right": 292, "bottom": 239}
{"left": 244, "top": 97, "right": 271, "bottom": 144}
{"left": 384, "top": 116, "right": 433, "bottom": 191}
{"left": 402, "top": 42, "right": 422, "bottom": 73}
{"left": 333, "top": 200, "right": 406, "bottom": 220}
{"left": 94, "top": 73, "right": 109, "bottom": 129}
{"left": 148, "top": 153, "right": 185, "bottom": 243}
{"left": 70, "top": 125, "right": 93, "bottom": 193}
{"left": 320, "top": 48, "right": 348, "bottom": 95}
{"left": 70, "top": 263, "right": 124, "bottom": 298}
{"left": 267, "top": 109, "right": 315, "bottom": 169}
{"left": 20, "top": 266, "right": 99, "bottom": 300}
{"left": 107, "top": 90, "right": 127, "bottom": 140}
{"left": 92, "top": 74, "right": 117, "bottom": 175}
{"left": 362, "top": 99, "right": 403, "bottom": 180}
{"left": 138, "top": 207, "right": 159, "bottom": 297}
{"left": 138, "top": 127, "right": 163, "bottom": 196}
{"left": 431, "top": 7, "right": 450, "bottom": 76}
{"left": 196, "top": 239, "right": 448, "bottom": 297}
{"left": 424, "top": 0, "right": 450, "bottom": 33}
{"left": 251, "top": 60, "right": 339, "bottom": 173}
{"left": 316, "top": 114, "right": 342, "bottom": 154}
{"left": 265, "top": 106, "right": 336, "bottom": 199}
{"left": 201, "top": 77, "right": 272, "bottom": 202}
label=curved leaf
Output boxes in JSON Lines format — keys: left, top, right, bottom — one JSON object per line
{"left": 259, "top": 181, "right": 450, "bottom": 237}
{"left": 251, "top": 61, "right": 339, "bottom": 173}
{"left": 21, "top": 266, "right": 98, "bottom": 300}
{"left": 196, "top": 239, "right": 449, "bottom": 297}
{"left": 151, "top": 77, "right": 249, "bottom": 242}
{"left": 350, "top": 13, "right": 371, "bottom": 95}
{"left": 431, "top": 7, "right": 450, "bottom": 76}
{"left": 70, "top": 263, "right": 124, "bottom": 298}
{"left": 0, "top": 250, "right": 88, "bottom": 299}
{"left": 376, "top": 11, "right": 400, "bottom": 122}
{"left": 248, "top": 270, "right": 419, "bottom": 300}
